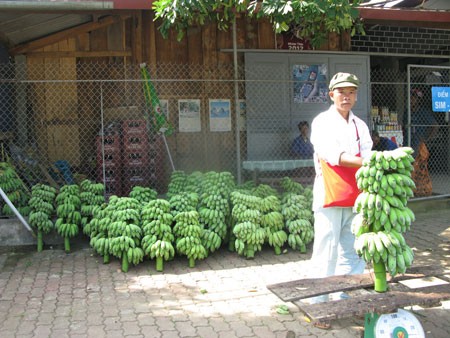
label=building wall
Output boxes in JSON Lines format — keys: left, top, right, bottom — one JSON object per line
{"left": 351, "top": 25, "right": 450, "bottom": 56}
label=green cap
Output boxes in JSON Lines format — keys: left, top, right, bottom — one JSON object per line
{"left": 329, "top": 72, "right": 360, "bottom": 90}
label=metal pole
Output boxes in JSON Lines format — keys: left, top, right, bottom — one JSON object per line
{"left": 233, "top": 18, "right": 242, "bottom": 184}
{"left": 0, "top": 187, "right": 35, "bottom": 237}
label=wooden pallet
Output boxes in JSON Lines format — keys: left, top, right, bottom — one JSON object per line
{"left": 267, "top": 265, "right": 450, "bottom": 324}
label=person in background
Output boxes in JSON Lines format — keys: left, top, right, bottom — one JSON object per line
{"left": 291, "top": 121, "right": 314, "bottom": 158}
{"left": 408, "top": 88, "right": 439, "bottom": 152}
{"left": 371, "top": 131, "right": 398, "bottom": 151}
{"left": 309, "top": 73, "right": 372, "bottom": 325}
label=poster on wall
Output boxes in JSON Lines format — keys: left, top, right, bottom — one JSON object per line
{"left": 238, "top": 99, "right": 246, "bottom": 131}
{"left": 293, "top": 64, "right": 328, "bottom": 104}
{"left": 209, "top": 99, "right": 231, "bottom": 132}
{"left": 178, "top": 99, "right": 201, "bottom": 132}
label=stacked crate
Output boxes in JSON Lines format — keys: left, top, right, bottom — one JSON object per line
{"left": 96, "top": 131, "right": 122, "bottom": 197}
{"left": 122, "top": 120, "right": 151, "bottom": 195}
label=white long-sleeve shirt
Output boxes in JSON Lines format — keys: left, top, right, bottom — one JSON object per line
{"left": 310, "top": 105, "right": 373, "bottom": 211}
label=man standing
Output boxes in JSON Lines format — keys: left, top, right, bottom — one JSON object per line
{"left": 310, "top": 72, "right": 373, "bottom": 282}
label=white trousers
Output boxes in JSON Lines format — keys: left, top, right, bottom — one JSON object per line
{"left": 310, "top": 207, "right": 365, "bottom": 278}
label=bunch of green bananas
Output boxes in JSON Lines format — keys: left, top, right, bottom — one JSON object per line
{"left": 198, "top": 171, "right": 235, "bottom": 253}
{"left": 173, "top": 210, "right": 207, "bottom": 267}
{"left": 259, "top": 194, "right": 288, "bottom": 255}
{"left": 0, "top": 162, "right": 30, "bottom": 216}
{"left": 129, "top": 186, "right": 158, "bottom": 205}
{"left": 55, "top": 184, "right": 82, "bottom": 253}
{"left": 230, "top": 191, "right": 266, "bottom": 258}
{"left": 354, "top": 229, "right": 414, "bottom": 276}
{"left": 79, "top": 179, "right": 105, "bottom": 228}
{"left": 88, "top": 204, "right": 113, "bottom": 264}
{"left": 353, "top": 147, "right": 416, "bottom": 278}
{"left": 107, "top": 197, "right": 143, "bottom": 272}
{"left": 29, "top": 183, "right": 57, "bottom": 252}
{"left": 169, "top": 191, "right": 199, "bottom": 216}
{"left": 280, "top": 193, "right": 314, "bottom": 253}
{"left": 141, "top": 199, "right": 175, "bottom": 272}
{"left": 166, "top": 170, "right": 187, "bottom": 198}
{"left": 280, "top": 177, "right": 305, "bottom": 195}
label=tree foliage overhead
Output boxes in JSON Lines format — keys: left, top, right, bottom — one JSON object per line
{"left": 152, "top": 0, "right": 365, "bottom": 48}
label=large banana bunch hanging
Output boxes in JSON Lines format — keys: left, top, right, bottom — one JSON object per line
{"left": 352, "top": 147, "right": 416, "bottom": 291}
{"left": 141, "top": 199, "right": 175, "bottom": 272}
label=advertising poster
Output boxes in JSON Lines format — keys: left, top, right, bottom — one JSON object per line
{"left": 209, "top": 99, "right": 231, "bottom": 132}
{"left": 178, "top": 99, "right": 201, "bottom": 132}
{"left": 293, "top": 64, "right": 328, "bottom": 103}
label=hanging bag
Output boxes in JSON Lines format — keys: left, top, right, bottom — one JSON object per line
{"left": 320, "top": 120, "right": 361, "bottom": 208}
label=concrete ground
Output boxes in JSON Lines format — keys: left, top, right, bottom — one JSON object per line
{"left": 0, "top": 200, "right": 449, "bottom": 338}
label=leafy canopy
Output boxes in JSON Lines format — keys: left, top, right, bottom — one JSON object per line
{"left": 152, "top": 0, "right": 365, "bottom": 47}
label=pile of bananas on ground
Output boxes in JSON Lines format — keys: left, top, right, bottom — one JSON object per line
{"left": 169, "top": 191, "right": 199, "bottom": 216}
{"left": 173, "top": 210, "right": 207, "bottom": 268}
{"left": 28, "top": 183, "right": 57, "bottom": 252}
{"left": 79, "top": 179, "right": 105, "bottom": 229}
{"left": 55, "top": 184, "right": 81, "bottom": 253}
{"left": 107, "top": 197, "right": 144, "bottom": 272}
{"left": 141, "top": 199, "right": 175, "bottom": 272}
{"left": 230, "top": 191, "right": 266, "bottom": 259}
{"left": 0, "top": 162, "right": 30, "bottom": 216}
{"left": 198, "top": 171, "right": 235, "bottom": 253}
{"left": 353, "top": 147, "right": 416, "bottom": 277}
{"left": 260, "top": 193, "right": 287, "bottom": 255}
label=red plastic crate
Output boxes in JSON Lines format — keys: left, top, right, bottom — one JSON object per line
{"left": 122, "top": 119, "right": 147, "bottom": 135}
{"left": 122, "top": 150, "right": 150, "bottom": 167}
{"left": 123, "top": 134, "right": 150, "bottom": 151}
{"left": 96, "top": 148, "right": 122, "bottom": 168}
{"left": 96, "top": 135, "right": 121, "bottom": 152}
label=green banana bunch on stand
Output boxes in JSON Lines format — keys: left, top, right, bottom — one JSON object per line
{"left": 141, "top": 199, "right": 175, "bottom": 272}
{"left": 88, "top": 203, "right": 113, "bottom": 264}
{"left": 173, "top": 210, "right": 207, "bottom": 268}
{"left": 230, "top": 191, "right": 266, "bottom": 259}
{"left": 353, "top": 147, "right": 416, "bottom": 292}
{"left": 79, "top": 179, "right": 105, "bottom": 229}
{"left": 28, "top": 183, "right": 57, "bottom": 252}
{"left": 55, "top": 184, "right": 81, "bottom": 253}
{"left": 129, "top": 186, "right": 158, "bottom": 205}
{"left": 281, "top": 192, "right": 314, "bottom": 253}
{"left": 260, "top": 194, "right": 288, "bottom": 255}
{"left": 107, "top": 197, "right": 144, "bottom": 272}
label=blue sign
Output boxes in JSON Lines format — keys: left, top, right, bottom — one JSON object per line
{"left": 432, "top": 86, "right": 450, "bottom": 112}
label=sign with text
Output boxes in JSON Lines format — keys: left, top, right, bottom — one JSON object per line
{"left": 432, "top": 86, "right": 450, "bottom": 112}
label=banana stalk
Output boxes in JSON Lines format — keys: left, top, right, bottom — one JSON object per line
{"left": 373, "top": 261, "right": 387, "bottom": 292}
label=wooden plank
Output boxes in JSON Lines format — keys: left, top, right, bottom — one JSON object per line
{"left": 26, "top": 51, "right": 132, "bottom": 58}
{"left": 258, "top": 19, "right": 275, "bottom": 49}
{"left": 267, "top": 266, "right": 448, "bottom": 302}
{"left": 294, "top": 284, "right": 450, "bottom": 323}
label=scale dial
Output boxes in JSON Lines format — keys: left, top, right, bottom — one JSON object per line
{"left": 374, "top": 309, "right": 425, "bottom": 338}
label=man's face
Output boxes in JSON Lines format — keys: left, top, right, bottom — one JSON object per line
{"left": 329, "top": 86, "right": 358, "bottom": 113}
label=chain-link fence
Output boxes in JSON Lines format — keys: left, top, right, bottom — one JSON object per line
{"left": 0, "top": 61, "right": 449, "bottom": 206}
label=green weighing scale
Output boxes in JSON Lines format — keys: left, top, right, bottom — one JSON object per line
{"left": 364, "top": 309, "right": 425, "bottom": 338}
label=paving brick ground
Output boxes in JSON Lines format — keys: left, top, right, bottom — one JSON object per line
{"left": 0, "top": 205, "right": 449, "bottom": 338}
